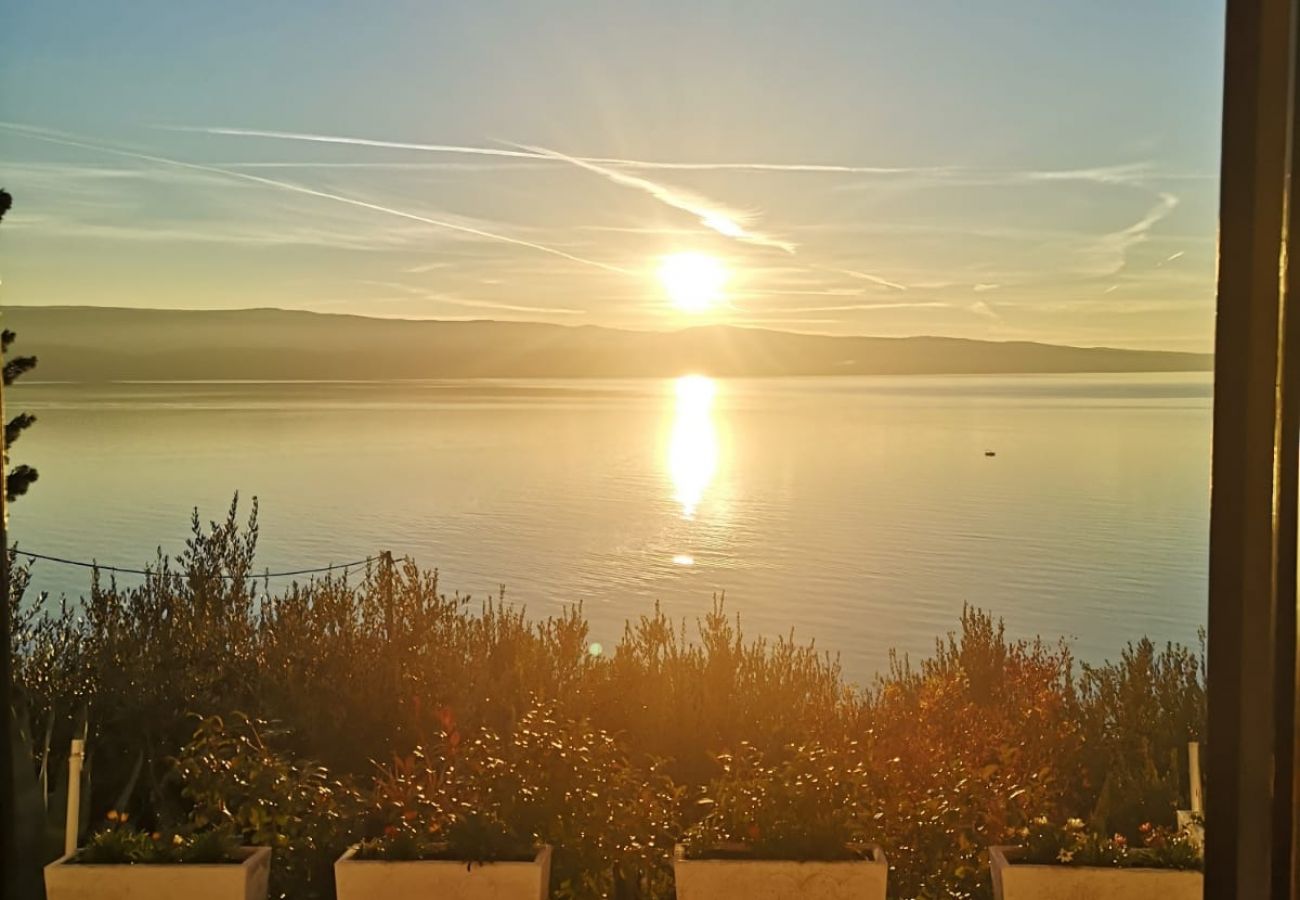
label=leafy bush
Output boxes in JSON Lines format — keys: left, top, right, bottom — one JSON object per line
{"left": 9, "top": 500, "right": 1207, "bottom": 900}
{"left": 362, "top": 703, "right": 680, "bottom": 898}
{"left": 861, "top": 607, "right": 1084, "bottom": 899}
{"left": 173, "top": 714, "right": 365, "bottom": 899}
{"left": 1075, "top": 637, "right": 1205, "bottom": 837}
{"left": 682, "top": 741, "right": 870, "bottom": 861}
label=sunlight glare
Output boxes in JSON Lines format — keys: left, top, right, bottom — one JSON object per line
{"left": 669, "top": 375, "right": 718, "bottom": 518}
{"left": 657, "top": 253, "right": 728, "bottom": 313}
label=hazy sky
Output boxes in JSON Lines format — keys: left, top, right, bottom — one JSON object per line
{"left": 1, "top": 1, "right": 1223, "bottom": 350}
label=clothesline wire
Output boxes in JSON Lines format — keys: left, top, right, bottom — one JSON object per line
{"left": 11, "top": 549, "right": 381, "bottom": 580}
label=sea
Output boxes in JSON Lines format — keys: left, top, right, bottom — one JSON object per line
{"left": 10, "top": 373, "right": 1211, "bottom": 684}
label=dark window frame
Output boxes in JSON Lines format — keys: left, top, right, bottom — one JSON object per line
{"left": 1207, "top": 0, "right": 1300, "bottom": 896}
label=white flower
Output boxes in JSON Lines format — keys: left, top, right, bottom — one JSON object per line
{"left": 1057, "top": 849, "right": 1075, "bottom": 863}
{"left": 1066, "top": 818, "right": 1085, "bottom": 831}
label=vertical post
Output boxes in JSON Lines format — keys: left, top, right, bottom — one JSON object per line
{"left": 1189, "top": 741, "right": 1204, "bottom": 816}
{"left": 380, "top": 550, "right": 395, "bottom": 642}
{"left": 64, "top": 739, "right": 84, "bottom": 856}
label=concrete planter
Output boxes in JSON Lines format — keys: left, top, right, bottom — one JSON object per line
{"left": 989, "top": 845, "right": 1202, "bottom": 900}
{"left": 672, "top": 843, "right": 887, "bottom": 900}
{"left": 334, "top": 844, "right": 552, "bottom": 900}
{"left": 44, "top": 846, "right": 271, "bottom": 900}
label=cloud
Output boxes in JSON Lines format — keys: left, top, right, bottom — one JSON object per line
{"left": 0, "top": 122, "right": 632, "bottom": 275}
{"left": 968, "top": 300, "right": 1000, "bottom": 320}
{"left": 973, "top": 283, "right": 1000, "bottom": 292}
{"left": 510, "top": 141, "right": 797, "bottom": 253}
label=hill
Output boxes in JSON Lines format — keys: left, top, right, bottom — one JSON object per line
{"left": 2, "top": 306, "right": 1212, "bottom": 381}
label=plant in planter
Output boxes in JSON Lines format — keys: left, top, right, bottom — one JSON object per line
{"left": 339, "top": 809, "right": 550, "bottom": 900}
{"left": 990, "top": 816, "right": 1202, "bottom": 900}
{"left": 675, "top": 741, "right": 886, "bottom": 900}
{"left": 174, "top": 713, "right": 364, "bottom": 900}
{"left": 340, "top": 702, "right": 679, "bottom": 900}
{"left": 44, "top": 811, "right": 271, "bottom": 900}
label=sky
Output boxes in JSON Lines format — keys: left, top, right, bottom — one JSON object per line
{"left": 0, "top": 0, "right": 1224, "bottom": 350}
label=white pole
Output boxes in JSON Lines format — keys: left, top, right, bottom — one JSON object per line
{"left": 64, "top": 739, "right": 84, "bottom": 856}
{"left": 1188, "top": 740, "right": 1203, "bottom": 814}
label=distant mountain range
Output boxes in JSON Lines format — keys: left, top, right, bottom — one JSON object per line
{"left": 3, "top": 306, "right": 1212, "bottom": 381}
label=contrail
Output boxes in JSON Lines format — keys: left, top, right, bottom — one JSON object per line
{"left": 171, "top": 126, "right": 1206, "bottom": 185}
{"left": 1, "top": 123, "right": 631, "bottom": 275}
{"left": 162, "top": 125, "right": 939, "bottom": 175}
{"left": 512, "top": 141, "right": 797, "bottom": 253}
{"left": 835, "top": 268, "right": 909, "bottom": 291}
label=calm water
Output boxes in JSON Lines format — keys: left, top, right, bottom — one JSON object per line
{"left": 11, "top": 373, "right": 1211, "bottom": 682}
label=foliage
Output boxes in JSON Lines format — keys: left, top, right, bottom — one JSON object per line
{"left": 76, "top": 811, "right": 241, "bottom": 864}
{"left": 9, "top": 501, "right": 1208, "bottom": 899}
{"left": 0, "top": 189, "right": 40, "bottom": 500}
{"left": 682, "top": 740, "right": 869, "bottom": 861}
{"left": 173, "top": 713, "right": 365, "bottom": 900}
{"left": 361, "top": 703, "right": 680, "bottom": 898}
{"left": 1075, "top": 636, "right": 1205, "bottom": 837}
{"left": 1015, "top": 816, "right": 1202, "bottom": 871}
{"left": 861, "top": 606, "right": 1083, "bottom": 899}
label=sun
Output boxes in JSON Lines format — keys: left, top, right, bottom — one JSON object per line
{"left": 657, "top": 252, "right": 728, "bottom": 313}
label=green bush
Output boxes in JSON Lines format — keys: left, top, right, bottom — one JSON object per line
{"left": 9, "top": 500, "right": 1206, "bottom": 900}
{"left": 682, "top": 741, "right": 870, "bottom": 861}
{"left": 174, "top": 714, "right": 365, "bottom": 899}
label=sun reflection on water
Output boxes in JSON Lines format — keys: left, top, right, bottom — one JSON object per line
{"left": 668, "top": 375, "right": 718, "bottom": 519}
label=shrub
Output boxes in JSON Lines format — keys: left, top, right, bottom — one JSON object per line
{"left": 861, "top": 607, "right": 1084, "bottom": 899}
{"left": 363, "top": 703, "right": 680, "bottom": 899}
{"left": 1075, "top": 637, "right": 1205, "bottom": 836}
{"left": 9, "top": 500, "right": 1208, "bottom": 900}
{"left": 174, "top": 714, "right": 365, "bottom": 900}
{"left": 682, "top": 741, "right": 870, "bottom": 861}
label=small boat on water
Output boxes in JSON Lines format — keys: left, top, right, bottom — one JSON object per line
{"left": 984, "top": 450, "right": 997, "bottom": 457}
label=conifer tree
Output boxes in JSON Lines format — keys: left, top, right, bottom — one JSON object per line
{"left": 0, "top": 189, "right": 38, "bottom": 501}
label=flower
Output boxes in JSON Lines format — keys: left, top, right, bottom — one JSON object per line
{"left": 151, "top": 832, "right": 162, "bottom": 841}
{"left": 1032, "top": 815, "right": 1049, "bottom": 826}
{"left": 1112, "top": 833, "right": 1127, "bottom": 848}
{"left": 106, "top": 810, "right": 119, "bottom": 822}
{"left": 119, "top": 813, "right": 129, "bottom": 823}
{"left": 1057, "top": 849, "right": 1075, "bottom": 863}
{"left": 1139, "top": 821, "right": 1153, "bottom": 834}
{"left": 172, "top": 834, "right": 183, "bottom": 846}
{"left": 1066, "top": 818, "right": 1084, "bottom": 831}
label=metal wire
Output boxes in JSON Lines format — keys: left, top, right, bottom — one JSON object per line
{"left": 12, "top": 549, "right": 379, "bottom": 579}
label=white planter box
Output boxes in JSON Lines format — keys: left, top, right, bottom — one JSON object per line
{"left": 989, "top": 845, "right": 1202, "bottom": 900}
{"left": 44, "top": 846, "right": 271, "bottom": 900}
{"left": 672, "top": 843, "right": 887, "bottom": 900}
{"left": 334, "top": 844, "right": 552, "bottom": 900}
